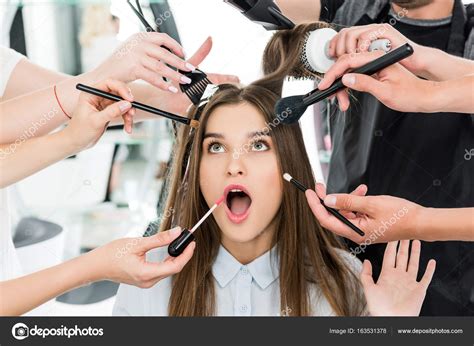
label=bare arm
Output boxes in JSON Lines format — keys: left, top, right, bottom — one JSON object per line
{"left": 275, "top": 0, "right": 321, "bottom": 24}
{"left": 0, "top": 80, "right": 134, "bottom": 188}
{"left": 1, "top": 58, "right": 68, "bottom": 100}
{"left": 415, "top": 207, "right": 474, "bottom": 242}
{"left": 306, "top": 185, "right": 474, "bottom": 243}
{"left": 0, "top": 130, "right": 78, "bottom": 189}
{"left": 0, "top": 251, "right": 98, "bottom": 316}
{"left": 419, "top": 47, "right": 474, "bottom": 81}
{"left": 0, "top": 36, "right": 238, "bottom": 144}
{"left": 0, "top": 229, "right": 195, "bottom": 316}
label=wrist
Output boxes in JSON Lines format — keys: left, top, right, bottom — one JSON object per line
{"left": 58, "top": 127, "right": 84, "bottom": 156}
{"left": 81, "top": 249, "right": 107, "bottom": 283}
{"left": 412, "top": 206, "right": 434, "bottom": 241}
{"left": 424, "top": 80, "right": 446, "bottom": 113}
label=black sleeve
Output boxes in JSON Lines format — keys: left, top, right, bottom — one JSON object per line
{"left": 319, "top": 0, "right": 346, "bottom": 23}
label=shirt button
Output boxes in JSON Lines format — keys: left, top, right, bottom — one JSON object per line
{"left": 240, "top": 267, "right": 248, "bottom": 275}
{"left": 240, "top": 304, "right": 248, "bottom": 312}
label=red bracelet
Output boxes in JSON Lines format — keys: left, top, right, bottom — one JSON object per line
{"left": 53, "top": 84, "right": 71, "bottom": 119}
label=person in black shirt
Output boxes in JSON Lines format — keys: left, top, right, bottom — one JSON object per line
{"left": 276, "top": 0, "right": 473, "bottom": 316}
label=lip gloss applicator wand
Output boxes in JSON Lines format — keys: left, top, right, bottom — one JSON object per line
{"left": 168, "top": 195, "right": 225, "bottom": 257}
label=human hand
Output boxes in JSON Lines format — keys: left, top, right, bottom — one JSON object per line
{"left": 361, "top": 240, "right": 436, "bottom": 316}
{"left": 318, "top": 50, "right": 435, "bottom": 113}
{"left": 66, "top": 79, "right": 134, "bottom": 151}
{"left": 306, "top": 183, "right": 422, "bottom": 244}
{"left": 91, "top": 227, "right": 195, "bottom": 288}
{"left": 93, "top": 32, "right": 197, "bottom": 93}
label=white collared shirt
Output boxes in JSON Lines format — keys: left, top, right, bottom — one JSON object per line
{"left": 113, "top": 245, "right": 363, "bottom": 316}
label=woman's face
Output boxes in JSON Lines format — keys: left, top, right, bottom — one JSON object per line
{"left": 199, "top": 102, "right": 283, "bottom": 253}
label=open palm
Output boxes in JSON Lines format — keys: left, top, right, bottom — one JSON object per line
{"left": 361, "top": 240, "right": 436, "bottom": 316}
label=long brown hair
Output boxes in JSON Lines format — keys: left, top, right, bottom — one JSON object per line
{"left": 262, "top": 22, "right": 333, "bottom": 89}
{"left": 158, "top": 77, "right": 365, "bottom": 316}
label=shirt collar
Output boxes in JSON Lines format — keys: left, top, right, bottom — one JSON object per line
{"left": 212, "top": 245, "right": 279, "bottom": 290}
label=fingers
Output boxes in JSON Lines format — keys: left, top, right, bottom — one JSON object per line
{"left": 146, "top": 45, "right": 195, "bottom": 72}
{"left": 395, "top": 239, "right": 410, "bottom": 270}
{"left": 146, "top": 32, "right": 185, "bottom": 59}
{"left": 407, "top": 239, "right": 421, "bottom": 277}
{"left": 153, "top": 241, "right": 196, "bottom": 278}
{"left": 315, "top": 182, "right": 327, "bottom": 199}
{"left": 134, "top": 66, "right": 179, "bottom": 93}
{"left": 324, "top": 193, "right": 374, "bottom": 214}
{"left": 138, "top": 227, "right": 182, "bottom": 253}
{"left": 187, "top": 36, "right": 212, "bottom": 67}
{"left": 98, "top": 100, "right": 132, "bottom": 124}
{"left": 85, "top": 79, "right": 134, "bottom": 105}
{"left": 342, "top": 73, "right": 386, "bottom": 97}
{"left": 335, "top": 89, "right": 350, "bottom": 111}
{"left": 140, "top": 55, "right": 192, "bottom": 85}
{"left": 306, "top": 187, "right": 364, "bottom": 242}
{"left": 318, "top": 50, "right": 385, "bottom": 90}
{"left": 306, "top": 188, "right": 331, "bottom": 221}
{"left": 341, "top": 184, "right": 368, "bottom": 219}
{"left": 352, "top": 184, "right": 368, "bottom": 196}
{"left": 141, "top": 242, "right": 196, "bottom": 285}
{"left": 360, "top": 259, "right": 375, "bottom": 287}
{"left": 420, "top": 259, "right": 436, "bottom": 289}
{"left": 382, "top": 241, "right": 398, "bottom": 270}
{"left": 328, "top": 24, "right": 389, "bottom": 58}
{"left": 122, "top": 109, "right": 136, "bottom": 134}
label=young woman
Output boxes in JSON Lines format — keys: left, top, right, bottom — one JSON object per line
{"left": 113, "top": 81, "right": 435, "bottom": 316}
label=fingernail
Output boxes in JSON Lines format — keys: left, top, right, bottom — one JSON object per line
{"left": 169, "top": 226, "right": 181, "bottom": 237}
{"left": 168, "top": 86, "right": 179, "bottom": 93}
{"left": 185, "top": 62, "right": 196, "bottom": 71}
{"left": 128, "top": 88, "right": 133, "bottom": 99}
{"left": 119, "top": 101, "right": 131, "bottom": 111}
{"left": 324, "top": 195, "right": 337, "bottom": 207}
{"left": 180, "top": 75, "right": 192, "bottom": 84}
{"left": 343, "top": 74, "right": 355, "bottom": 86}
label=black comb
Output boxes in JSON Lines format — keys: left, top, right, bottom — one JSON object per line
{"left": 179, "top": 69, "right": 213, "bottom": 106}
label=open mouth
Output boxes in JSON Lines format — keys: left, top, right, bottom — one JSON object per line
{"left": 224, "top": 185, "right": 252, "bottom": 223}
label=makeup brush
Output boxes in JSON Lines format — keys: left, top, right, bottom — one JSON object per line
{"left": 275, "top": 43, "right": 414, "bottom": 125}
{"left": 168, "top": 195, "right": 225, "bottom": 257}
{"left": 283, "top": 173, "right": 365, "bottom": 237}
{"left": 76, "top": 84, "right": 199, "bottom": 128}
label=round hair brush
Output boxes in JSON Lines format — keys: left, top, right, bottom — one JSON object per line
{"left": 300, "top": 28, "right": 392, "bottom": 77}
